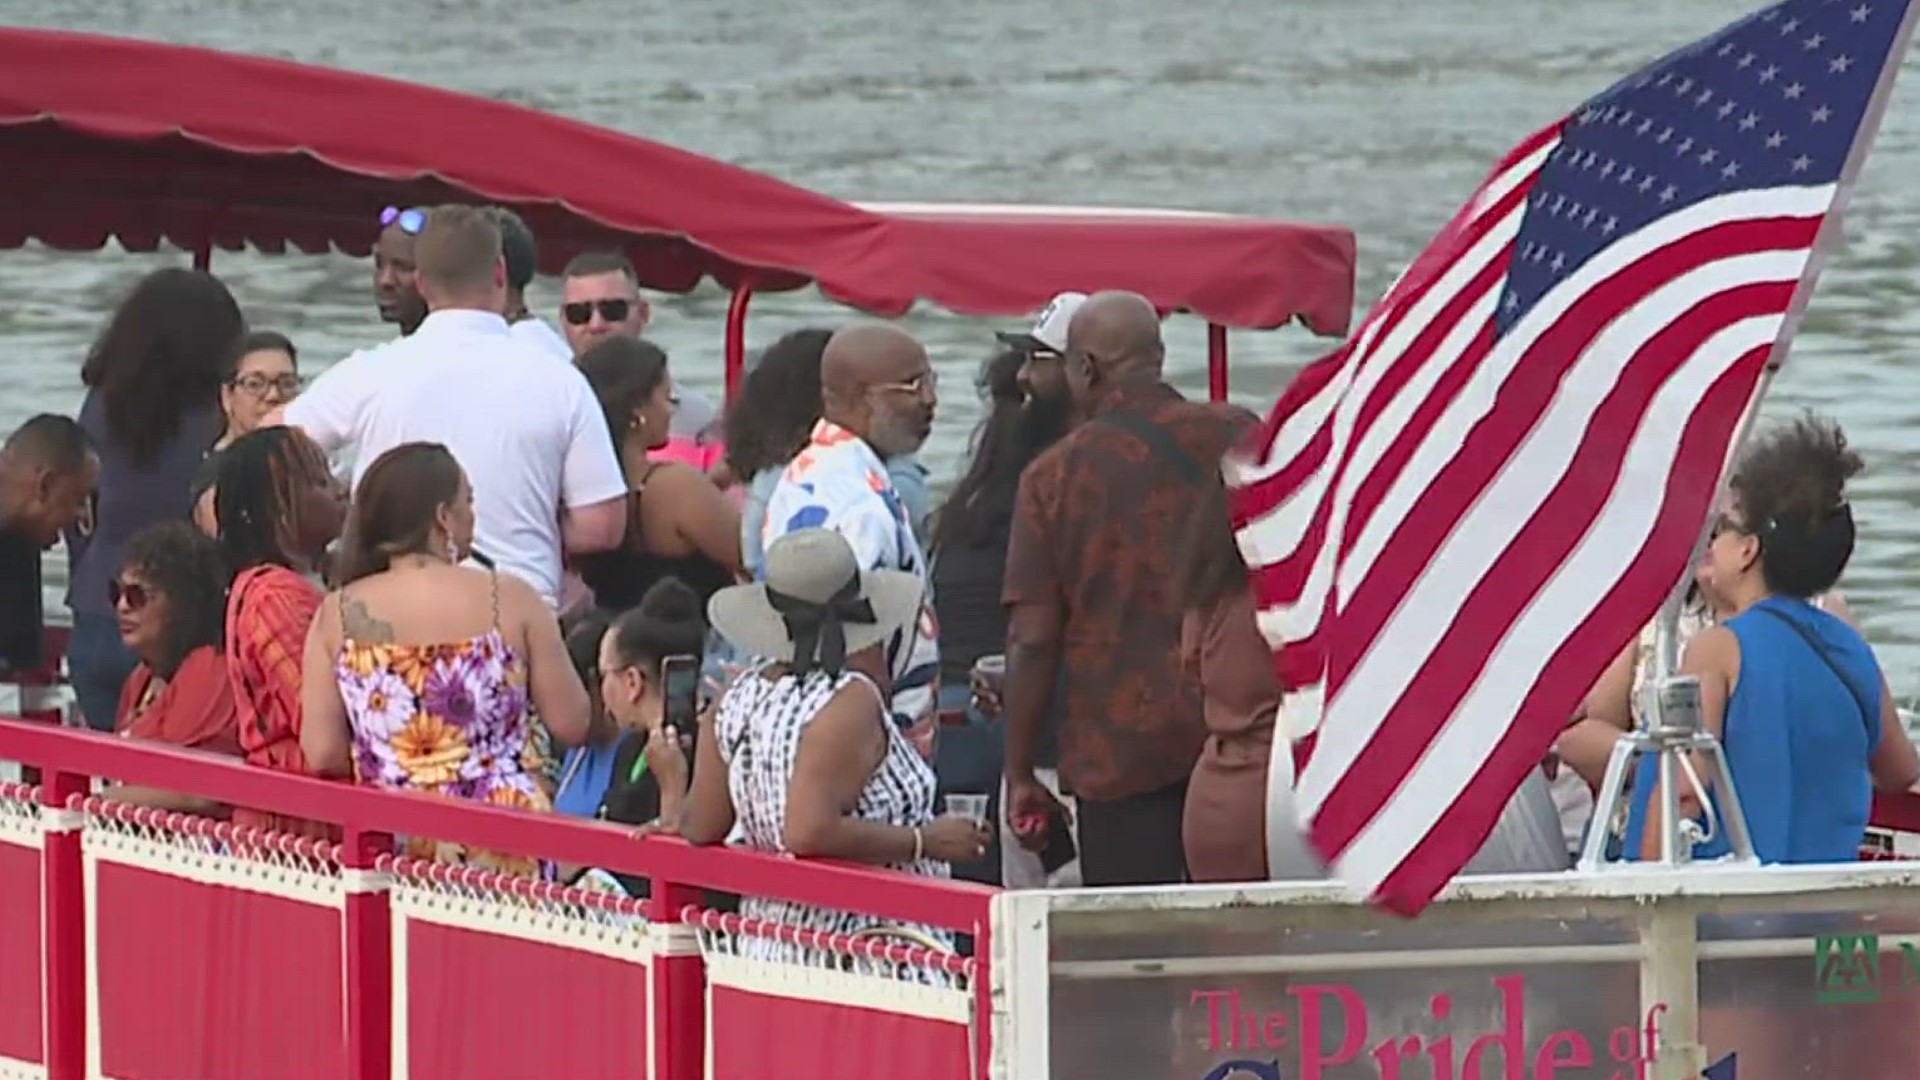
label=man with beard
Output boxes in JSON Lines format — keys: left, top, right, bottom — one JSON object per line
{"left": 761, "top": 323, "right": 942, "bottom": 759}
{"left": 1002, "top": 291, "right": 1249, "bottom": 887}
{"left": 927, "top": 293, "right": 1081, "bottom": 885}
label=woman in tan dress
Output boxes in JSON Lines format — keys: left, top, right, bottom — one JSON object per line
{"left": 1175, "top": 475, "right": 1320, "bottom": 882}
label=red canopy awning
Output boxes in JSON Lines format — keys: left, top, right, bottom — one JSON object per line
{"left": 0, "top": 28, "right": 1356, "bottom": 334}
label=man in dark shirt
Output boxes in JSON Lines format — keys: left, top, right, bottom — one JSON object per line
{"left": 1001, "top": 292, "right": 1249, "bottom": 886}
{"left": 0, "top": 415, "right": 98, "bottom": 675}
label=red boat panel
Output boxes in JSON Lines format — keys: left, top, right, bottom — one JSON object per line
{"left": 90, "top": 860, "right": 346, "bottom": 1080}
{"left": 0, "top": 834, "right": 40, "bottom": 1072}
{"left": 0, "top": 28, "right": 1355, "bottom": 332}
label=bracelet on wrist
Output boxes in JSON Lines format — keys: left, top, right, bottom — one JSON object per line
{"left": 911, "top": 826, "right": 924, "bottom": 861}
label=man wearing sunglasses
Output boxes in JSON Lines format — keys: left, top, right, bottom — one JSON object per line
{"left": 559, "top": 251, "right": 651, "bottom": 357}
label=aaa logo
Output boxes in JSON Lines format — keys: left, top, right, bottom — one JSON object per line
{"left": 1815, "top": 934, "right": 1881, "bottom": 1004}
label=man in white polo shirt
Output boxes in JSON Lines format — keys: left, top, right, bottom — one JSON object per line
{"left": 280, "top": 205, "right": 627, "bottom": 607}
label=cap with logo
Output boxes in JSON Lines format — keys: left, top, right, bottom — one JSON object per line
{"left": 995, "top": 291, "right": 1088, "bottom": 355}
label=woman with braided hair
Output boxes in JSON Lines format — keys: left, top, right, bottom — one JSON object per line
{"left": 1625, "top": 413, "right": 1919, "bottom": 863}
{"left": 215, "top": 425, "right": 346, "bottom": 835}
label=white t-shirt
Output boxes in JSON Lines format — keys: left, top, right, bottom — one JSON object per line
{"left": 286, "top": 309, "right": 626, "bottom": 607}
{"left": 510, "top": 317, "right": 573, "bottom": 362}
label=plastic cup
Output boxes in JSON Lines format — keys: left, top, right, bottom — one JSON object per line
{"left": 944, "top": 793, "right": 990, "bottom": 824}
{"left": 972, "top": 654, "right": 1006, "bottom": 694}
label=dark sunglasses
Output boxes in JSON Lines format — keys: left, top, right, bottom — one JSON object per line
{"left": 562, "top": 299, "right": 634, "bottom": 326}
{"left": 379, "top": 206, "right": 427, "bottom": 235}
{"left": 229, "top": 373, "right": 305, "bottom": 398}
{"left": 108, "top": 579, "right": 152, "bottom": 610}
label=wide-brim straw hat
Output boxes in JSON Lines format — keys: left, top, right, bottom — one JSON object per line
{"left": 708, "top": 528, "right": 922, "bottom": 664}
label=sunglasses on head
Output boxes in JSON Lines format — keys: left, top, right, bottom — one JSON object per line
{"left": 562, "top": 299, "right": 634, "bottom": 326}
{"left": 379, "top": 206, "right": 427, "bottom": 235}
{"left": 108, "top": 579, "right": 151, "bottom": 610}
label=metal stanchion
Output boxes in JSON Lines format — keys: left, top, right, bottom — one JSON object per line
{"left": 1577, "top": 673, "right": 1757, "bottom": 871}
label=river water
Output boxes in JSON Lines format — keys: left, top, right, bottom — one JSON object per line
{"left": 4, "top": 0, "right": 1920, "bottom": 691}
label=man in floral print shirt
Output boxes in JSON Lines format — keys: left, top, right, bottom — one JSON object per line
{"left": 762, "top": 324, "right": 941, "bottom": 759}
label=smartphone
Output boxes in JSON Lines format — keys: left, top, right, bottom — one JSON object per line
{"left": 1038, "top": 807, "right": 1077, "bottom": 875}
{"left": 661, "top": 654, "right": 700, "bottom": 738}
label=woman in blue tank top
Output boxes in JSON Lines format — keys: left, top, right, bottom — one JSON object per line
{"left": 1625, "top": 415, "right": 1919, "bottom": 863}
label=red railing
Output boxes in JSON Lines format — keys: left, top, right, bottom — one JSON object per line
{"left": 0, "top": 716, "right": 997, "bottom": 1080}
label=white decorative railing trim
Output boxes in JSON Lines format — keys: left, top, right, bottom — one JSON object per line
{"left": 702, "top": 951, "right": 970, "bottom": 1024}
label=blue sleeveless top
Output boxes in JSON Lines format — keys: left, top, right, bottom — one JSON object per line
{"left": 1623, "top": 596, "right": 1880, "bottom": 863}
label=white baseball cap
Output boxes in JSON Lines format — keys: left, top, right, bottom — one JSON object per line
{"left": 995, "top": 291, "right": 1088, "bottom": 354}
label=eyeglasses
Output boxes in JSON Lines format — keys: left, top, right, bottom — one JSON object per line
{"left": 229, "top": 373, "right": 305, "bottom": 398}
{"left": 562, "top": 299, "right": 635, "bottom": 326}
{"left": 874, "top": 370, "right": 939, "bottom": 399}
{"left": 379, "top": 206, "right": 427, "bottom": 236}
{"left": 1710, "top": 514, "right": 1748, "bottom": 540}
{"left": 108, "top": 579, "right": 151, "bottom": 611}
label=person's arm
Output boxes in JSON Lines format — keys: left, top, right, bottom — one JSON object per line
{"left": 778, "top": 681, "right": 987, "bottom": 864}
{"left": 558, "top": 372, "right": 631, "bottom": 555}
{"left": 511, "top": 574, "right": 591, "bottom": 747}
{"left": 781, "top": 682, "right": 914, "bottom": 861}
{"left": 1638, "top": 625, "right": 1737, "bottom": 859}
{"left": 1870, "top": 677, "right": 1920, "bottom": 792}
{"left": 677, "top": 706, "right": 735, "bottom": 845}
{"left": 1583, "top": 642, "right": 1640, "bottom": 732}
{"left": 651, "top": 465, "right": 744, "bottom": 576}
{"left": 1001, "top": 466, "right": 1064, "bottom": 787}
{"left": 298, "top": 594, "right": 354, "bottom": 778}
{"left": 267, "top": 348, "right": 374, "bottom": 455}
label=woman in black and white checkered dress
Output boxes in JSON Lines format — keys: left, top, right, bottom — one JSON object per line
{"left": 663, "top": 529, "right": 990, "bottom": 965}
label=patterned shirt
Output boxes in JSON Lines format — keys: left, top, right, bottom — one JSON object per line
{"left": 762, "top": 420, "right": 940, "bottom": 759}
{"left": 1004, "top": 382, "right": 1246, "bottom": 802}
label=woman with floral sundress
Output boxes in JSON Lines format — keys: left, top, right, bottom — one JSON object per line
{"left": 299, "top": 442, "right": 590, "bottom": 876}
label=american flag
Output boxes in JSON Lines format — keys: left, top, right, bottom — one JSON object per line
{"left": 1229, "top": 0, "right": 1917, "bottom": 914}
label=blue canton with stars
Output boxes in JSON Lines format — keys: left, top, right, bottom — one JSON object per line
{"left": 1498, "top": 0, "right": 1909, "bottom": 334}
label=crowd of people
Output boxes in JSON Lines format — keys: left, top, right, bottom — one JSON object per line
{"left": 0, "top": 198, "right": 1914, "bottom": 951}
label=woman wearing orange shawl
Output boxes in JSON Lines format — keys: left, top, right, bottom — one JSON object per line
{"left": 213, "top": 427, "right": 346, "bottom": 836}
{"left": 108, "top": 523, "right": 242, "bottom": 814}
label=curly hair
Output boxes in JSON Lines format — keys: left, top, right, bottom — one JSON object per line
{"left": 1728, "top": 412, "right": 1863, "bottom": 598}
{"left": 81, "top": 268, "right": 243, "bottom": 466}
{"left": 723, "top": 328, "right": 830, "bottom": 480}
{"left": 121, "top": 521, "right": 227, "bottom": 678}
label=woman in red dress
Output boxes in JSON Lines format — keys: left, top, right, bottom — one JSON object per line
{"left": 213, "top": 426, "right": 345, "bottom": 835}
{"left": 108, "top": 522, "right": 241, "bottom": 814}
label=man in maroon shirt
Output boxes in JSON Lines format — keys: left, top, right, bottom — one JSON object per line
{"left": 1000, "top": 292, "right": 1248, "bottom": 886}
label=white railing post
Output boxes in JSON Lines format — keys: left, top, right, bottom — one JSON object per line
{"left": 1637, "top": 905, "right": 1705, "bottom": 1080}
